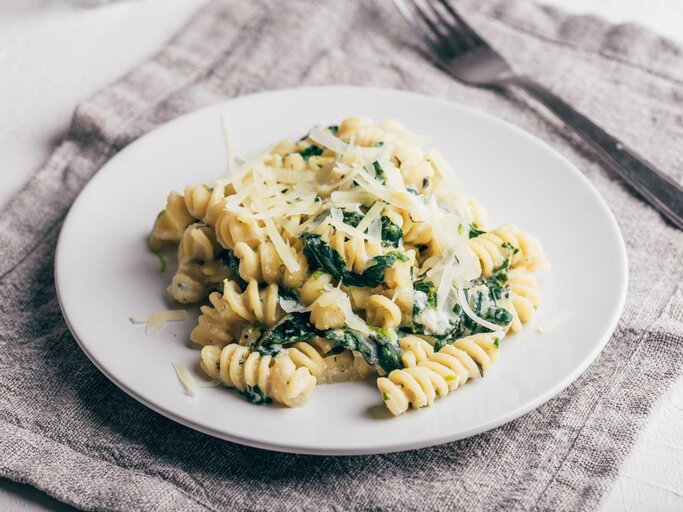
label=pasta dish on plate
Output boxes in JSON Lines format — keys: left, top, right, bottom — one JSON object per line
{"left": 148, "top": 116, "right": 549, "bottom": 416}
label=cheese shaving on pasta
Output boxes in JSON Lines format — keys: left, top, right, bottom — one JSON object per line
{"left": 355, "top": 201, "right": 385, "bottom": 233}
{"left": 457, "top": 288, "right": 504, "bottom": 332}
{"left": 263, "top": 217, "right": 300, "bottom": 273}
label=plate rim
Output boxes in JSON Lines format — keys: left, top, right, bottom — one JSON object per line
{"left": 55, "top": 85, "right": 629, "bottom": 455}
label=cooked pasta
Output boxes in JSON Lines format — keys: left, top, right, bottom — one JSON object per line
{"left": 378, "top": 332, "right": 502, "bottom": 415}
{"left": 149, "top": 116, "right": 549, "bottom": 412}
{"left": 201, "top": 344, "right": 317, "bottom": 407}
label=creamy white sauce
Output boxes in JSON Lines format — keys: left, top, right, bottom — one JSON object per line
{"left": 415, "top": 308, "right": 455, "bottom": 336}
{"left": 413, "top": 290, "right": 428, "bottom": 311}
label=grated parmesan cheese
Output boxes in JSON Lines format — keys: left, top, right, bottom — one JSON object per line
{"left": 355, "top": 201, "right": 385, "bottom": 233}
{"left": 130, "top": 309, "right": 188, "bottom": 336}
{"left": 172, "top": 363, "right": 199, "bottom": 396}
{"left": 457, "top": 287, "right": 505, "bottom": 332}
{"left": 366, "top": 213, "right": 382, "bottom": 243}
{"left": 279, "top": 297, "right": 306, "bottom": 313}
{"left": 329, "top": 216, "right": 380, "bottom": 243}
{"left": 309, "top": 125, "right": 384, "bottom": 161}
{"left": 263, "top": 217, "right": 301, "bottom": 273}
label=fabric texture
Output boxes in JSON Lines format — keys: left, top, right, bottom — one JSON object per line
{"left": 1, "top": 0, "right": 682, "bottom": 510}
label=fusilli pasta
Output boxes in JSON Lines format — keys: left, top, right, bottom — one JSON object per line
{"left": 149, "top": 116, "right": 549, "bottom": 413}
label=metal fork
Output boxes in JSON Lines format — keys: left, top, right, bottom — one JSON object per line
{"left": 395, "top": 0, "right": 683, "bottom": 230}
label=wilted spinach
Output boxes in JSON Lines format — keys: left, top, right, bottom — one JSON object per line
{"left": 381, "top": 216, "right": 402, "bottom": 247}
{"left": 372, "top": 161, "right": 386, "bottom": 184}
{"left": 301, "top": 233, "right": 407, "bottom": 288}
{"left": 369, "top": 327, "right": 402, "bottom": 374}
{"left": 323, "top": 326, "right": 402, "bottom": 374}
{"left": 298, "top": 145, "right": 324, "bottom": 160}
{"left": 342, "top": 210, "right": 363, "bottom": 228}
{"left": 224, "top": 250, "right": 247, "bottom": 288}
{"left": 468, "top": 223, "right": 486, "bottom": 238}
{"left": 323, "top": 328, "right": 378, "bottom": 365}
{"left": 239, "top": 386, "right": 271, "bottom": 405}
{"left": 255, "top": 313, "right": 318, "bottom": 356}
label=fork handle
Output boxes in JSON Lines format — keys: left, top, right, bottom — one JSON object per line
{"left": 508, "top": 76, "right": 683, "bottom": 230}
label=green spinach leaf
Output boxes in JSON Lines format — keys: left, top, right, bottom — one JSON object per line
{"left": 468, "top": 223, "right": 486, "bottom": 238}
{"left": 298, "top": 145, "right": 324, "bottom": 160}
{"left": 323, "top": 328, "right": 378, "bottom": 365}
{"left": 278, "top": 286, "right": 299, "bottom": 302}
{"left": 372, "top": 161, "right": 386, "bottom": 185}
{"left": 239, "top": 386, "right": 271, "bottom": 405}
{"left": 224, "top": 250, "right": 247, "bottom": 288}
{"left": 381, "top": 216, "right": 402, "bottom": 247}
{"left": 256, "top": 313, "right": 318, "bottom": 356}
{"left": 369, "top": 327, "right": 402, "bottom": 373}
{"left": 342, "top": 210, "right": 363, "bottom": 228}
{"left": 301, "top": 233, "right": 405, "bottom": 288}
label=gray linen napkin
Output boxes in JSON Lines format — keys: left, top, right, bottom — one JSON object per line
{"left": 1, "top": 1, "right": 682, "bottom": 510}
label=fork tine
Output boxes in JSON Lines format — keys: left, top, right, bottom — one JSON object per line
{"left": 394, "top": 0, "right": 442, "bottom": 58}
{"left": 404, "top": 0, "right": 463, "bottom": 58}
{"left": 422, "top": 0, "right": 470, "bottom": 53}
{"left": 435, "top": 0, "right": 488, "bottom": 48}
{"left": 394, "top": 0, "right": 450, "bottom": 64}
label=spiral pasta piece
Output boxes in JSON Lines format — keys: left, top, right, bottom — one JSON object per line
{"left": 167, "top": 224, "right": 228, "bottom": 304}
{"left": 383, "top": 249, "right": 415, "bottom": 289}
{"left": 286, "top": 341, "right": 326, "bottom": 379}
{"left": 377, "top": 332, "right": 501, "bottom": 416}
{"left": 316, "top": 224, "right": 383, "bottom": 273}
{"left": 365, "top": 295, "right": 402, "bottom": 329}
{"left": 168, "top": 262, "right": 225, "bottom": 305}
{"left": 215, "top": 211, "right": 265, "bottom": 250}
{"left": 190, "top": 291, "right": 237, "bottom": 346}
{"left": 399, "top": 335, "right": 435, "bottom": 367}
{"left": 384, "top": 287, "right": 414, "bottom": 326}
{"left": 200, "top": 344, "right": 316, "bottom": 407}
{"left": 149, "top": 192, "right": 195, "bottom": 250}
{"left": 177, "top": 223, "right": 220, "bottom": 263}
{"left": 322, "top": 349, "right": 376, "bottom": 383}
{"left": 221, "top": 279, "right": 283, "bottom": 327}
{"left": 337, "top": 116, "right": 378, "bottom": 146}
{"left": 468, "top": 225, "right": 549, "bottom": 275}
{"left": 402, "top": 216, "right": 434, "bottom": 246}
{"left": 393, "top": 144, "right": 434, "bottom": 193}
{"left": 502, "top": 270, "right": 540, "bottom": 333}
{"left": 183, "top": 183, "right": 228, "bottom": 226}
{"left": 309, "top": 290, "right": 347, "bottom": 330}
{"left": 300, "top": 272, "right": 333, "bottom": 306}
{"left": 233, "top": 241, "right": 308, "bottom": 288}
{"left": 189, "top": 279, "right": 283, "bottom": 346}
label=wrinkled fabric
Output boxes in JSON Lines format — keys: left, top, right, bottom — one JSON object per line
{"left": 1, "top": 1, "right": 682, "bottom": 511}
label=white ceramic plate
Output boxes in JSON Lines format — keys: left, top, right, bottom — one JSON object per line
{"left": 56, "top": 86, "right": 627, "bottom": 455}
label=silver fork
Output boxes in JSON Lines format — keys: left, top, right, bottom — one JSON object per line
{"left": 395, "top": 0, "right": 683, "bottom": 230}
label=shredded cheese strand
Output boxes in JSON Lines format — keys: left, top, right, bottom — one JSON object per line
{"left": 263, "top": 217, "right": 301, "bottom": 273}
{"left": 130, "top": 310, "right": 188, "bottom": 336}
{"left": 355, "top": 201, "right": 385, "bottom": 233}
{"left": 172, "top": 363, "right": 198, "bottom": 396}
{"left": 457, "top": 288, "right": 505, "bottom": 332}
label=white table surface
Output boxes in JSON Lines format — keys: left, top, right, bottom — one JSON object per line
{"left": 1, "top": 1, "right": 681, "bottom": 510}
